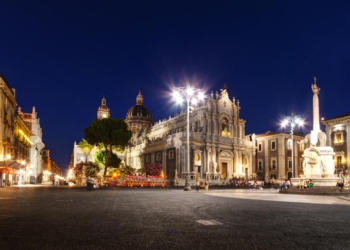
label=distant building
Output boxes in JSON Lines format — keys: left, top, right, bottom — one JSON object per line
{"left": 125, "top": 85, "right": 255, "bottom": 181}
{"left": 18, "top": 106, "right": 45, "bottom": 183}
{"left": 322, "top": 113, "right": 350, "bottom": 174}
{"left": 41, "top": 149, "right": 62, "bottom": 181}
{"left": 253, "top": 131, "right": 306, "bottom": 181}
{"left": 72, "top": 86, "right": 256, "bottom": 183}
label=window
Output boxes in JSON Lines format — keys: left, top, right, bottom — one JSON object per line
{"left": 299, "top": 143, "right": 304, "bottom": 151}
{"left": 287, "top": 140, "right": 292, "bottom": 150}
{"left": 271, "top": 160, "right": 276, "bottom": 170}
{"left": 258, "top": 160, "right": 263, "bottom": 170}
{"left": 337, "top": 156, "right": 342, "bottom": 165}
{"left": 146, "top": 155, "right": 150, "bottom": 163}
{"left": 169, "top": 150, "right": 174, "bottom": 159}
{"left": 334, "top": 132, "right": 343, "bottom": 145}
{"left": 271, "top": 140, "right": 276, "bottom": 151}
{"left": 221, "top": 118, "right": 230, "bottom": 137}
{"left": 156, "top": 153, "right": 161, "bottom": 161}
{"left": 288, "top": 160, "right": 292, "bottom": 169}
{"left": 258, "top": 143, "right": 262, "bottom": 152}
{"left": 132, "top": 127, "right": 137, "bottom": 133}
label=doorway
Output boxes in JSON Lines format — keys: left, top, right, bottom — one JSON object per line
{"left": 221, "top": 163, "right": 227, "bottom": 179}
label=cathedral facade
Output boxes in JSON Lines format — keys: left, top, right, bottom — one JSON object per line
{"left": 124, "top": 86, "right": 256, "bottom": 181}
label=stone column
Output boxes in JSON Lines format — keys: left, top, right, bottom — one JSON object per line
{"left": 207, "top": 147, "right": 212, "bottom": 174}
{"left": 216, "top": 147, "right": 220, "bottom": 174}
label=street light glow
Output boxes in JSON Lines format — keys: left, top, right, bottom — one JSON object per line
{"left": 281, "top": 113, "right": 303, "bottom": 178}
{"left": 174, "top": 82, "right": 203, "bottom": 191}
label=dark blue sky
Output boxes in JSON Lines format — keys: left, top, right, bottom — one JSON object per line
{"left": 1, "top": 1, "right": 349, "bottom": 173}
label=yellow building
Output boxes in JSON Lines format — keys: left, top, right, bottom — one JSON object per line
{"left": 0, "top": 74, "right": 18, "bottom": 186}
{"left": 14, "top": 114, "right": 32, "bottom": 183}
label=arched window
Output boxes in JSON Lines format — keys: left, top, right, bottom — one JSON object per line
{"left": 221, "top": 118, "right": 230, "bottom": 137}
{"left": 169, "top": 150, "right": 174, "bottom": 159}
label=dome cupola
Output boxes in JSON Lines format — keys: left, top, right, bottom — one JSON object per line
{"left": 125, "top": 91, "right": 153, "bottom": 133}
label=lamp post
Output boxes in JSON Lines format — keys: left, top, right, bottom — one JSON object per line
{"left": 173, "top": 82, "right": 204, "bottom": 191}
{"left": 281, "top": 113, "right": 303, "bottom": 178}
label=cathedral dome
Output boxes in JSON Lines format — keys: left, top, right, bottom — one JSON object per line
{"left": 125, "top": 91, "right": 153, "bottom": 133}
{"left": 126, "top": 105, "right": 152, "bottom": 118}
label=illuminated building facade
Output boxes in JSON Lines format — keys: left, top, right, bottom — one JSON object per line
{"left": 18, "top": 107, "right": 45, "bottom": 183}
{"left": 253, "top": 131, "right": 305, "bottom": 181}
{"left": 322, "top": 113, "right": 350, "bottom": 174}
{"left": 0, "top": 74, "right": 18, "bottom": 186}
{"left": 125, "top": 85, "right": 255, "bottom": 181}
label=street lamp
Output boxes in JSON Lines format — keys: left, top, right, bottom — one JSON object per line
{"left": 173, "top": 82, "right": 204, "bottom": 191}
{"left": 281, "top": 113, "right": 303, "bottom": 178}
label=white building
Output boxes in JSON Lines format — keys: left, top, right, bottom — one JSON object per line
{"left": 71, "top": 85, "right": 256, "bottom": 182}
{"left": 18, "top": 106, "right": 45, "bottom": 183}
{"left": 125, "top": 85, "right": 255, "bottom": 181}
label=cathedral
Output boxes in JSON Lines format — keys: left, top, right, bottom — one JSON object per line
{"left": 123, "top": 85, "right": 255, "bottom": 181}
{"left": 73, "top": 84, "right": 256, "bottom": 182}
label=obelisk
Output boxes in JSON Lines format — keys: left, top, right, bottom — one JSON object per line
{"left": 310, "top": 77, "right": 320, "bottom": 146}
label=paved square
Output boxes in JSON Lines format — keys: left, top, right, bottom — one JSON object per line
{"left": 0, "top": 186, "right": 350, "bottom": 250}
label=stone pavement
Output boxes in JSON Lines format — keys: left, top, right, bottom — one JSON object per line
{"left": 1, "top": 186, "right": 350, "bottom": 250}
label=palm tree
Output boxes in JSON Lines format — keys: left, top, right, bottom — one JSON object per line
{"left": 79, "top": 139, "right": 94, "bottom": 163}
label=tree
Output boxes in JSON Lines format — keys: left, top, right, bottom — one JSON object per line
{"left": 84, "top": 118, "right": 132, "bottom": 177}
{"left": 120, "top": 165, "right": 136, "bottom": 176}
{"left": 73, "top": 162, "right": 100, "bottom": 178}
{"left": 93, "top": 150, "right": 121, "bottom": 170}
{"left": 78, "top": 139, "right": 94, "bottom": 163}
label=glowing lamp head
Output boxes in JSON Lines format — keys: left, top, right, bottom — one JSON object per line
{"left": 281, "top": 120, "right": 288, "bottom": 127}
{"left": 197, "top": 92, "right": 205, "bottom": 100}
{"left": 6, "top": 155, "right": 11, "bottom": 160}
{"left": 186, "top": 87, "right": 194, "bottom": 96}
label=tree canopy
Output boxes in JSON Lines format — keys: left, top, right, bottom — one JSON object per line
{"left": 84, "top": 118, "right": 132, "bottom": 177}
{"left": 93, "top": 150, "right": 121, "bottom": 170}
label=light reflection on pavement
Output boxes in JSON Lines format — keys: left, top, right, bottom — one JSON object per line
{"left": 205, "top": 189, "right": 350, "bottom": 205}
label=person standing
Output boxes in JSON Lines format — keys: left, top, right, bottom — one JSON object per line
{"left": 87, "top": 176, "right": 91, "bottom": 191}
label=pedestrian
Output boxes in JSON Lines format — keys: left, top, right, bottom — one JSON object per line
{"left": 91, "top": 177, "right": 95, "bottom": 191}
{"left": 196, "top": 179, "right": 200, "bottom": 192}
{"left": 205, "top": 181, "right": 209, "bottom": 191}
{"left": 87, "top": 176, "right": 91, "bottom": 191}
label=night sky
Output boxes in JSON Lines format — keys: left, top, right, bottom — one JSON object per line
{"left": 1, "top": 1, "right": 349, "bottom": 174}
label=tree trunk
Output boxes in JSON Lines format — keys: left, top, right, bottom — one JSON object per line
{"left": 103, "top": 144, "right": 111, "bottom": 178}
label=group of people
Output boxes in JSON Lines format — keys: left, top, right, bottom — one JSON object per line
{"left": 297, "top": 179, "right": 314, "bottom": 189}
{"left": 228, "top": 179, "right": 265, "bottom": 187}
{"left": 336, "top": 173, "right": 350, "bottom": 190}
{"left": 195, "top": 180, "right": 209, "bottom": 191}
{"left": 280, "top": 179, "right": 291, "bottom": 190}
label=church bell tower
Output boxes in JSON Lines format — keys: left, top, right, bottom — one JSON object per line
{"left": 97, "top": 96, "right": 110, "bottom": 119}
